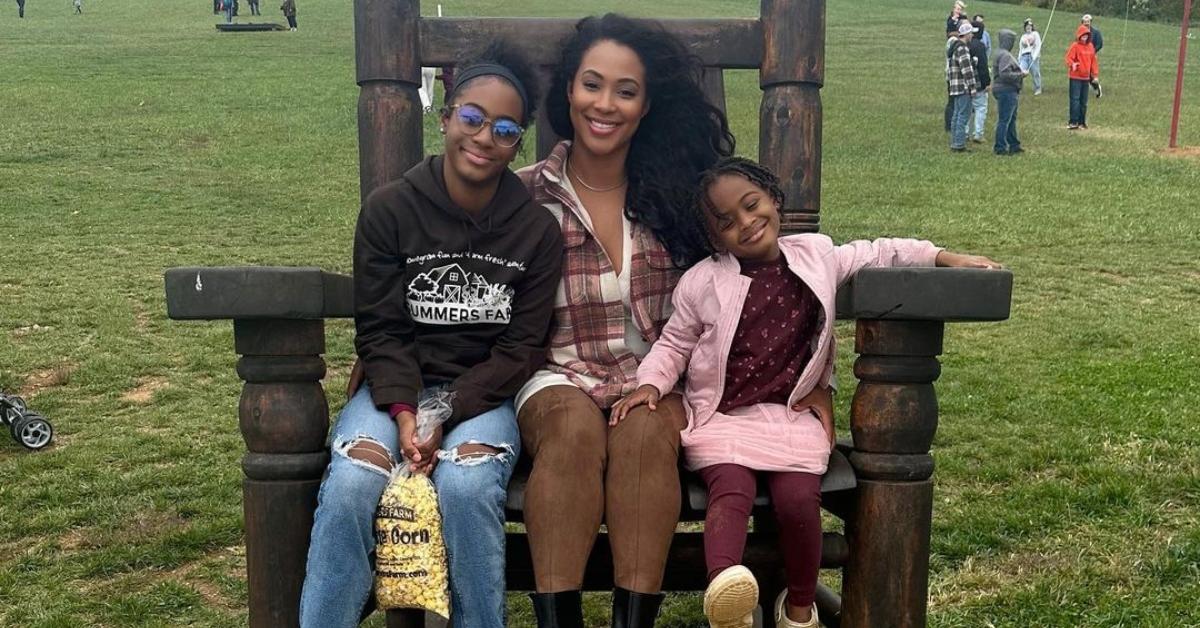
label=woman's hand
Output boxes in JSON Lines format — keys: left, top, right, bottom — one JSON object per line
{"left": 346, "top": 358, "right": 365, "bottom": 399}
{"left": 609, "top": 385, "right": 661, "bottom": 426}
{"left": 396, "top": 411, "right": 443, "bottom": 476}
{"left": 935, "top": 251, "right": 1003, "bottom": 269}
{"left": 793, "top": 385, "right": 835, "bottom": 449}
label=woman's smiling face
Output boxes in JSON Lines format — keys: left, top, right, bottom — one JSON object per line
{"left": 567, "top": 39, "right": 649, "bottom": 158}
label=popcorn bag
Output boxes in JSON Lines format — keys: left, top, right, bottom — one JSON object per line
{"left": 374, "top": 390, "right": 455, "bottom": 618}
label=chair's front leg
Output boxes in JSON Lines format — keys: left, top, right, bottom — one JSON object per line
{"left": 235, "top": 318, "right": 331, "bottom": 627}
{"left": 841, "top": 319, "right": 943, "bottom": 628}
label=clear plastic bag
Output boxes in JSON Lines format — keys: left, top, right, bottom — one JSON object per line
{"left": 374, "top": 389, "right": 455, "bottom": 617}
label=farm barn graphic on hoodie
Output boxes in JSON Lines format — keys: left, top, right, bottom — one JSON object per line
{"left": 406, "top": 260, "right": 516, "bottom": 325}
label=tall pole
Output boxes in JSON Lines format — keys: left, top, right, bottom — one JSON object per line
{"left": 1169, "top": 0, "right": 1193, "bottom": 148}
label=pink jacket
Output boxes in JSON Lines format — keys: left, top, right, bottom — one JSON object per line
{"left": 637, "top": 234, "right": 942, "bottom": 473}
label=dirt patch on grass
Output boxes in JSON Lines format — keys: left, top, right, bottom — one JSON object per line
{"left": 122, "top": 377, "right": 169, "bottom": 404}
{"left": 1159, "top": 146, "right": 1200, "bottom": 158}
{"left": 20, "top": 363, "right": 77, "bottom": 397}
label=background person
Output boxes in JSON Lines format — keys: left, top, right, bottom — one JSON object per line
{"left": 947, "top": 21, "right": 978, "bottom": 151}
{"left": 1019, "top": 19, "right": 1043, "bottom": 95}
{"left": 968, "top": 20, "right": 991, "bottom": 143}
{"left": 281, "top": 0, "right": 296, "bottom": 31}
{"left": 992, "top": 28, "right": 1027, "bottom": 155}
{"left": 1082, "top": 14, "right": 1104, "bottom": 53}
{"left": 1065, "top": 25, "right": 1099, "bottom": 129}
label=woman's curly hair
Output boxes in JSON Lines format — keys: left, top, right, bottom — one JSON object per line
{"left": 545, "top": 14, "right": 736, "bottom": 267}
{"left": 450, "top": 39, "right": 541, "bottom": 127}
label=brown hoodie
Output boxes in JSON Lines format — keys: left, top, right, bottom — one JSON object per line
{"left": 354, "top": 155, "right": 563, "bottom": 428}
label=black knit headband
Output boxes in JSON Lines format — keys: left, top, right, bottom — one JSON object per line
{"left": 451, "top": 63, "right": 531, "bottom": 122}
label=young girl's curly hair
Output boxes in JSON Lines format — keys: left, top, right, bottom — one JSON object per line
{"left": 694, "top": 157, "right": 785, "bottom": 256}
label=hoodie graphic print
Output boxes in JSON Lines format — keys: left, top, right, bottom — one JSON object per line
{"left": 354, "top": 155, "right": 564, "bottom": 428}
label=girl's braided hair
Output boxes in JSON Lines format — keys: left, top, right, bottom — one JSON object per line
{"left": 693, "top": 157, "right": 786, "bottom": 256}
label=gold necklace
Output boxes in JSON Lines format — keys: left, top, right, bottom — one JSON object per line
{"left": 568, "top": 163, "right": 626, "bottom": 193}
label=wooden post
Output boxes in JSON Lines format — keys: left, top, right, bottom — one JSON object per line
{"left": 234, "top": 319, "right": 330, "bottom": 628}
{"left": 355, "top": 0, "right": 424, "bottom": 201}
{"left": 841, "top": 320, "right": 943, "bottom": 628}
{"left": 759, "top": 0, "right": 824, "bottom": 233}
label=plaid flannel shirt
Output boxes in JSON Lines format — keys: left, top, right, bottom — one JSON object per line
{"left": 946, "top": 38, "right": 978, "bottom": 96}
{"left": 517, "top": 141, "right": 681, "bottom": 408}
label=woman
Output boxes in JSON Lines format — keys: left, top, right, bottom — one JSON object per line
{"left": 514, "top": 14, "right": 735, "bottom": 627}
{"left": 1018, "top": 18, "right": 1042, "bottom": 95}
{"left": 302, "top": 42, "right": 563, "bottom": 628}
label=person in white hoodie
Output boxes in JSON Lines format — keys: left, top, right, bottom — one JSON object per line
{"left": 1019, "top": 18, "right": 1043, "bottom": 95}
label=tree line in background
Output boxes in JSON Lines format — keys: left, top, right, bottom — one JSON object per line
{"left": 991, "top": 0, "right": 1195, "bottom": 24}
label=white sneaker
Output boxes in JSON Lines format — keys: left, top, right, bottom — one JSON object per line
{"left": 774, "top": 590, "right": 819, "bottom": 628}
{"left": 703, "top": 565, "right": 758, "bottom": 628}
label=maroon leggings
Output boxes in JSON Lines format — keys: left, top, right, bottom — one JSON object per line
{"left": 699, "top": 464, "right": 822, "bottom": 607}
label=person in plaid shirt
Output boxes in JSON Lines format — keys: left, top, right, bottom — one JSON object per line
{"left": 947, "top": 20, "right": 979, "bottom": 151}
{"left": 513, "top": 14, "right": 734, "bottom": 626}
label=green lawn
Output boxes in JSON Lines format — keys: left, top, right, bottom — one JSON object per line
{"left": 1, "top": 0, "right": 1198, "bottom": 626}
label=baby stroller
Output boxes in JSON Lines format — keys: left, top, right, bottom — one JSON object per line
{"left": 0, "top": 393, "right": 54, "bottom": 450}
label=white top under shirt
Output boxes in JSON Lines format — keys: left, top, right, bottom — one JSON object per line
{"left": 515, "top": 171, "right": 650, "bottom": 412}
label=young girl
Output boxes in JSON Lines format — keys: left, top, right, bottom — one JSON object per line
{"left": 300, "top": 42, "right": 563, "bottom": 628}
{"left": 612, "top": 158, "right": 1001, "bottom": 628}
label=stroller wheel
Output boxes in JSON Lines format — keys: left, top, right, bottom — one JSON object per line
{"left": 13, "top": 414, "right": 53, "bottom": 450}
{"left": 2, "top": 396, "right": 27, "bottom": 425}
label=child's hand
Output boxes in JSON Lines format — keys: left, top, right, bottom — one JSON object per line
{"left": 935, "top": 251, "right": 1003, "bottom": 269}
{"left": 610, "top": 385, "right": 660, "bottom": 426}
{"left": 793, "top": 385, "right": 835, "bottom": 449}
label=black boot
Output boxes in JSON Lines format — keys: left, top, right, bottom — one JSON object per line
{"left": 530, "top": 591, "right": 584, "bottom": 628}
{"left": 612, "top": 588, "right": 665, "bottom": 628}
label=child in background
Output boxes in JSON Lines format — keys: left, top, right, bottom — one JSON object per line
{"left": 612, "top": 157, "right": 1001, "bottom": 628}
{"left": 74, "top": 0, "right": 82, "bottom": 15}
{"left": 1065, "top": 25, "right": 1100, "bottom": 129}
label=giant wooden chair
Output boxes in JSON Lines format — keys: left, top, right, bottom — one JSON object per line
{"left": 165, "top": 1, "right": 1012, "bottom": 626}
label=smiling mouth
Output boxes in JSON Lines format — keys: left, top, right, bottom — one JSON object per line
{"left": 586, "top": 116, "right": 619, "bottom": 135}
{"left": 740, "top": 219, "right": 767, "bottom": 245}
{"left": 461, "top": 146, "right": 492, "bottom": 166}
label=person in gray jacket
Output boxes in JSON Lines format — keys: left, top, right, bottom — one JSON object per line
{"left": 991, "top": 29, "right": 1028, "bottom": 155}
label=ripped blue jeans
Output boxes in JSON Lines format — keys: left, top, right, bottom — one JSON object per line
{"left": 299, "top": 385, "right": 519, "bottom": 628}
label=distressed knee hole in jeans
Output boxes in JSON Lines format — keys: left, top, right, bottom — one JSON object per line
{"left": 437, "top": 441, "right": 514, "bottom": 467}
{"left": 333, "top": 435, "right": 395, "bottom": 477}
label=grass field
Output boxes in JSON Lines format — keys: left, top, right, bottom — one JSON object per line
{"left": 2, "top": 0, "right": 1199, "bottom": 626}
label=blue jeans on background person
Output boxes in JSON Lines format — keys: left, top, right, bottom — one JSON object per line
{"left": 1019, "top": 53, "right": 1042, "bottom": 93}
{"left": 993, "top": 89, "right": 1021, "bottom": 153}
{"left": 950, "top": 93, "right": 972, "bottom": 149}
{"left": 299, "top": 386, "right": 520, "bottom": 628}
{"left": 1069, "top": 78, "right": 1090, "bottom": 126}
{"left": 971, "top": 91, "right": 989, "bottom": 141}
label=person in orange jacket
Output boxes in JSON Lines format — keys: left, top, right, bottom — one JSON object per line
{"left": 1065, "top": 25, "right": 1099, "bottom": 129}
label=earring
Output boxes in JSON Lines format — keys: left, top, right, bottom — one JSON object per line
{"left": 439, "top": 126, "right": 445, "bottom": 134}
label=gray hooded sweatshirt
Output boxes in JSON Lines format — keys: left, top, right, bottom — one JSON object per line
{"left": 992, "top": 29, "right": 1025, "bottom": 93}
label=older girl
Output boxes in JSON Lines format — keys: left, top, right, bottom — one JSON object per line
{"left": 302, "top": 42, "right": 562, "bottom": 628}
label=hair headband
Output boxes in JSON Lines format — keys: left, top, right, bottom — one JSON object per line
{"left": 451, "top": 63, "right": 531, "bottom": 121}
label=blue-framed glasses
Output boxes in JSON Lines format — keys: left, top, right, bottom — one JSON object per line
{"left": 446, "top": 104, "right": 525, "bottom": 148}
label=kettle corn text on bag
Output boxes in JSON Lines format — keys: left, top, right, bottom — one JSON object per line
{"left": 374, "top": 390, "right": 453, "bottom": 618}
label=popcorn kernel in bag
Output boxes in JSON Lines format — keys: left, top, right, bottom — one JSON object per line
{"left": 374, "top": 473, "right": 450, "bottom": 618}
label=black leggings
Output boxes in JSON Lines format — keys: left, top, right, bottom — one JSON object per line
{"left": 286, "top": 15, "right": 297, "bottom": 28}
